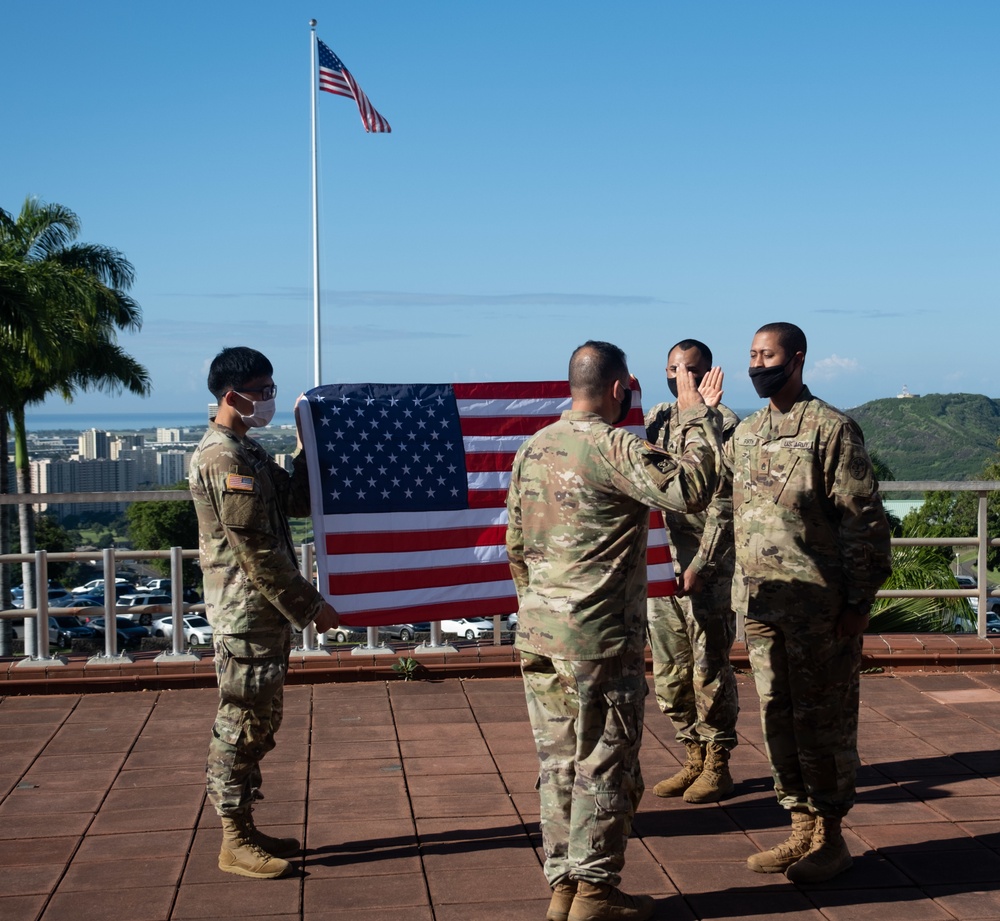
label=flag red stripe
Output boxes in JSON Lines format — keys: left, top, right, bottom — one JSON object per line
{"left": 460, "top": 415, "right": 563, "bottom": 437}
{"left": 648, "top": 544, "right": 671, "bottom": 564}
{"left": 326, "top": 524, "right": 508, "bottom": 555}
{"left": 464, "top": 452, "right": 516, "bottom": 472}
{"left": 330, "top": 561, "right": 512, "bottom": 595}
{"left": 468, "top": 489, "right": 511, "bottom": 508}
{"left": 453, "top": 381, "right": 570, "bottom": 399}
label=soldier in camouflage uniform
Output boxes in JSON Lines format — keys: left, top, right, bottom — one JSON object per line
{"left": 506, "top": 340, "right": 723, "bottom": 921}
{"left": 728, "top": 323, "right": 891, "bottom": 884}
{"left": 190, "top": 347, "right": 338, "bottom": 880}
{"left": 645, "top": 339, "right": 741, "bottom": 804}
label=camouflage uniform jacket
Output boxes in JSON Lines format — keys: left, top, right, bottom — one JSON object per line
{"left": 507, "top": 405, "right": 721, "bottom": 661}
{"left": 189, "top": 422, "right": 325, "bottom": 638}
{"left": 725, "top": 387, "right": 892, "bottom": 621}
{"left": 645, "top": 401, "right": 739, "bottom": 575}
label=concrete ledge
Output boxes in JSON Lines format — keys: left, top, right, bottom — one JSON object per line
{"left": 1, "top": 634, "right": 999, "bottom": 695}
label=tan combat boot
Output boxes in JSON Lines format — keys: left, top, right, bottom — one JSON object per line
{"left": 785, "top": 815, "right": 852, "bottom": 883}
{"left": 747, "top": 810, "right": 815, "bottom": 873}
{"left": 547, "top": 880, "right": 578, "bottom": 921}
{"left": 683, "top": 741, "right": 735, "bottom": 803}
{"left": 219, "top": 815, "right": 292, "bottom": 879}
{"left": 568, "top": 880, "right": 654, "bottom": 921}
{"left": 246, "top": 810, "right": 301, "bottom": 858}
{"left": 653, "top": 740, "right": 704, "bottom": 797}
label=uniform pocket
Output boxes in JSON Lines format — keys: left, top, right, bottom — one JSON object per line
{"left": 602, "top": 684, "right": 646, "bottom": 748}
{"left": 220, "top": 491, "right": 263, "bottom": 530}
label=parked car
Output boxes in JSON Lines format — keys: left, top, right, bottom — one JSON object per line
{"left": 381, "top": 622, "right": 432, "bottom": 642}
{"left": 151, "top": 614, "right": 214, "bottom": 645}
{"left": 115, "top": 593, "right": 175, "bottom": 627}
{"left": 987, "top": 611, "right": 1000, "bottom": 634}
{"left": 45, "top": 589, "right": 77, "bottom": 608}
{"left": 69, "top": 595, "right": 105, "bottom": 608}
{"left": 72, "top": 577, "right": 133, "bottom": 595}
{"left": 505, "top": 612, "right": 518, "bottom": 632}
{"left": 134, "top": 579, "right": 202, "bottom": 604}
{"left": 325, "top": 623, "right": 371, "bottom": 643}
{"left": 10, "top": 586, "right": 75, "bottom": 609}
{"left": 439, "top": 617, "right": 495, "bottom": 640}
{"left": 88, "top": 616, "right": 150, "bottom": 649}
{"left": 117, "top": 592, "right": 172, "bottom": 608}
{"left": 48, "top": 615, "right": 97, "bottom": 648}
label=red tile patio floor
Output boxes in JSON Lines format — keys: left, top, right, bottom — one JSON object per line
{"left": 1, "top": 670, "right": 1000, "bottom": 921}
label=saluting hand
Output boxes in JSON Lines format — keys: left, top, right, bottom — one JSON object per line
{"left": 674, "top": 365, "right": 706, "bottom": 411}
{"left": 698, "top": 367, "right": 725, "bottom": 410}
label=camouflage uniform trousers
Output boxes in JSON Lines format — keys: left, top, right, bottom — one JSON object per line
{"left": 745, "top": 614, "right": 861, "bottom": 817}
{"left": 646, "top": 565, "right": 739, "bottom": 749}
{"left": 207, "top": 630, "right": 291, "bottom": 817}
{"left": 520, "top": 645, "right": 646, "bottom": 888}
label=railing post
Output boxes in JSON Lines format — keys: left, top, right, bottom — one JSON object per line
{"left": 155, "top": 546, "right": 199, "bottom": 662}
{"left": 15, "top": 550, "right": 67, "bottom": 668}
{"left": 171, "top": 545, "right": 184, "bottom": 655}
{"left": 88, "top": 546, "right": 132, "bottom": 664}
{"left": 977, "top": 490, "right": 988, "bottom": 635}
{"left": 296, "top": 542, "right": 329, "bottom": 657}
{"left": 34, "top": 549, "right": 50, "bottom": 656}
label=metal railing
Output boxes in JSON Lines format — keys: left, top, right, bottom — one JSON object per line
{"left": 880, "top": 481, "right": 1000, "bottom": 637}
{"left": 1, "top": 481, "right": 998, "bottom": 663}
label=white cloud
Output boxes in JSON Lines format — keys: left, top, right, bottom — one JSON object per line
{"left": 811, "top": 354, "right": 859, "bottom": 380}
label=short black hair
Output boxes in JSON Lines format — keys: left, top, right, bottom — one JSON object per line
{"left": 207, "top": 347, "right": 273, "bottom": 401}
{"left": 568, "top": 340, "right": 628, "bottom": 400}
{"left": 668, "top": 338, "right": 712, "bottom": 366}
{"left": 757, "top": 322, "right": 807, "bottom": 357}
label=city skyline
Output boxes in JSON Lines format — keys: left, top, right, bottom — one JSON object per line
{"left": 3, "top": 2, "right": 997, "bottom": 416}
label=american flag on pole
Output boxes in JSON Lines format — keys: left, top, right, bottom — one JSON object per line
{"left": 298, "top": 382, "right": 676, "bottom": 627}
{"left": 317, "top": 39, "right": 391, "bottom": 133}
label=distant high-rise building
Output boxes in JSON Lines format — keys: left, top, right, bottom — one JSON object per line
{"left": 156, "top": 427, "right": 182, "bottom": 444}
{"left": 78, "top": 429, "right": 110, "bottom": 460}
{"left": 274, "top": 454, "right": 294, "bottom": 472}
{"left": 30, "top": 457, "right": 138, "bottom": 520}
{"left": 116, "top": 446, "right": 158, "bottom": 485}
{"left": 110, "top": 434, "right": 145, "bottom": 458}
{"left": 157, "top": 450, "right": 192, "bottom": 486}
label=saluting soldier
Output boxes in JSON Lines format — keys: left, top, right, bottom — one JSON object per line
{"left": 506, "top": 340, "right": 722, "bottom": 921}
{"left": 645, "top": 338, "right": 741, "bottom": 804}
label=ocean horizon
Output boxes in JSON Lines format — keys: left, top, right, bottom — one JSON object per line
{"left": 23, "top": 405, "right": 763, "bottom": 434}
{"left": 23, "top": 411, "right": 297, "bottom": 433}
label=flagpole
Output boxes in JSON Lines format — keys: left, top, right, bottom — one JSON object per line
{"left": 309, "top": 19, "right": 322, "bottom": 387}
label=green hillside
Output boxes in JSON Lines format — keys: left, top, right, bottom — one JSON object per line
{"left": 847, "top": 393, "right": 1000, "bottom": 482}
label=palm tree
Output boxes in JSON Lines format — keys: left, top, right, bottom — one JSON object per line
{"left": 0, "top": 197, "right": 150, "bottom": 639}
{"left": 869, "top": 526, "right": 976, "bottom": 634}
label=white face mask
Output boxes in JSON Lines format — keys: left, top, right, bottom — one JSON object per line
{"left": 236, "top": 394, "right": 276, "bottom": 428}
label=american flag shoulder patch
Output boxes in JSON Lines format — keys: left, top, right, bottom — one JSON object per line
{"left": 226, "top": 473, "right": 256, "bottom": 492}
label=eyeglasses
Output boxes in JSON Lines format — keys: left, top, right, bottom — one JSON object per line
{"left": 238, "top": 384, "right": 277, "bottom": 401}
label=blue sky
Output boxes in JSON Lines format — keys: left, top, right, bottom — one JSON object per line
{"left": 4, "top": 1, "right": 998, "bottom": 418}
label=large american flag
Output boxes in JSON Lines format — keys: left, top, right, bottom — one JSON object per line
{"left": 317, "top": 39, "right": 391, "bottom": 134}
{"left": 298, "top": 382, "right": 676, "bottom": 627}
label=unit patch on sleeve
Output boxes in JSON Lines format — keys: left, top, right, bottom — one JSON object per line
{"left": 849, "top": 456, "right": 870, "bottom": 481}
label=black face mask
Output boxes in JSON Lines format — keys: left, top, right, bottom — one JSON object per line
{"left": 749, "top": 359, "right": 793, "bottom": 399}
{"left": 666, "top": 375, "right": 704, "bottom": 399}
{"left": 614, "top": 387, "right": 632, "bottom": 425}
